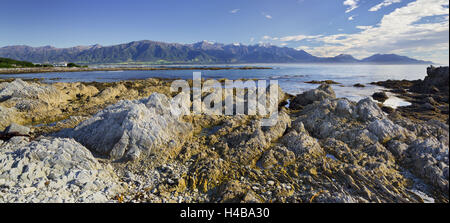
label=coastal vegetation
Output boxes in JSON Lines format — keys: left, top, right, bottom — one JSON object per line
{"left": 67, "top": 62, "right": 87, "bottom": 68}
{"left": 0, "top": 57, "right": 53, "bottom": 68}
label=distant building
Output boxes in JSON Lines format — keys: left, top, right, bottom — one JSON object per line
{"left": 53, "top": 62, "right": 68, "bottom": 67}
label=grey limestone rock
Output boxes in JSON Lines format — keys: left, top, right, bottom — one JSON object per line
{"left": 59, "top": 93, "right": 192, "bottom": 162}
{"left": 0, "top": 137, "right": 124, "bottom": 203}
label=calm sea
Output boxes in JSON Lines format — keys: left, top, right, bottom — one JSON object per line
{"left": 1, "top": 64, "right": 432, "bottom": 107}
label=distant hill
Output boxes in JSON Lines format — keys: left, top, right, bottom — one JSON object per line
{"left": 360, "top": 54, "right": 432, "bottom": 64}
{"left": 0, "top": 40, "right": 433, "bottom": 65}
{"left": 0, "top": 57, "right": 52, "bottom": 68}
{"left": 319, "top": 54, "right": 360, "bottom": 63}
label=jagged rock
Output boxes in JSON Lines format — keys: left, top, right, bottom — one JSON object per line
{"left": 242, "top": 190, "right": 262, "bottom": 203}
{"left": 406, "top": 137, "right": 449, "bottom": 193}
{"left": 305, "top": 80, "right": 341, "bottom": 85}
{"left": 3, "top": 123, "right": 30, "bottom": 135}
{"left": 312, "top": 191, "right": 358, "bottom": 203}
{"left": 322, "top": 138, "right": 354, "bottom": 163}
{"left": 386, "top": 140, "right": 409, "bottom": 160}
{"left": 0, "top": 80, "right": 104, "bottom": 130}
{"left": 59, "top": 93, "right": 192, "bottom": 162}
{"left": 260, "top": 146, "right": 296, "bottom": 168}
{"left": 218, "top": 180, "right": 248, "bottom": 203}
{"left": 355, "top": 97, "right": 386, "bottom": 122}
{"left": 91, "top": 84, "right": 127, "bottom": 103}
{"left": 411, "top": 66, "right": 449, "bottom": 93}
{"left": 0, "top": 137, "right": 124, "bottom": 203}
{"left": 424, "top": 97, "right": 437, "bottom": 105}
{"left": 0, "top": 79, "right": 69, "bottom": 129}
{"left": 218, "top": 111, "right": 291, "bottom": 165}
{"left": 420, "top": 102, "right": 435, "bottom": 111}
{"left": 295, "top": 99, "right": 342, "bottom": 139}
{"left": 52, "top": 82, "right": 99, "bottom": 99}
{"left": 336, "top": 99, "right": 354, "bottom": 117}
{"left": 260, "top": 150, "right": 278, "bottom": 169}
{"left": 381, "top": 106, "right": 395, "bottom": 114}
{"left": 280, "top": 126, "right": 324, "bottom": 157}
{"left": 0, "top": 106, "right": 21, "bottom": 130}
{"left": 0, "top": 79, "right": 64, "bottom": 111}
{"left": 372, "top": 91, "right": 389, "bottom": 102}
{"left": 294, "top": 98, "right": 364, "bottom": 139}
{"left": 289, "top": 84, "right": 336, "bottom": 109}
{"left": 367, "top": 119, "right": 414, "bottom": 143}
{"left": 221, "top": 82, "right": 285, "bottom": 115}
{"left": 284, "top": 85, "right": 449, "bottom": 201}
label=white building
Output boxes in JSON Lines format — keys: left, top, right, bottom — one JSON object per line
{"left": 53, "top": 62, "right": 68, "bottom": 67}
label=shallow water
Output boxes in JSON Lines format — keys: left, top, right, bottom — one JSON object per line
{"left": 1, "top": 64, "right": 429, "bottom": 107}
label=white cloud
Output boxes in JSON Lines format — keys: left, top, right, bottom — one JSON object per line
{"left": 279, "top": 34, "right": 323, "bottom": 42}
{"left": 369, "top": 0, "right": 402, "bottom": 12}
{"left": 230, "top": 9, "right": 240, "bottom": 14}
{"left": 295, "top": 46, "right": 312, "bottom": 51}
{"left": 262, "top": 12, "right": 272, "bottom": 19}
{"left": 279, "top": 0, "right": 450, "bottom": 63}
{"left": 356, "top": 25, "right": 372, "bottom": 30}
{"left": 348, "top": 15, "right": 356, "bottom": 20}
{"left": 344, "top": 0, "right": 360, "bottom": 13}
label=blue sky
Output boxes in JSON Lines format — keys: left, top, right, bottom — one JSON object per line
{"left": 0, "top": 0, "right": 448, "bottom": 63}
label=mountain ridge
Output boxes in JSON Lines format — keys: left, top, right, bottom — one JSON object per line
{"left": 0, "top": 40, "right": 433, "bottom": 65}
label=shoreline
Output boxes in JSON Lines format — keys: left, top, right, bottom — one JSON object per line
{"left": 0, "top": 66, "right": 272, "bottom": 75}
{"left": 371, "top": 66, "right": 449, "bottom": 123}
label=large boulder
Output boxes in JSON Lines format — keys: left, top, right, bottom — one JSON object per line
{"left": 407, "top": 137, "right": 449, "bottom": 193}
{"left": 367, "top": 119, "right": 415, "bottom": 143}
{"left": 411, "top": 66, "right": 449, "bottom": 93}
{"left": 0, "top": 106, "right": 21, "bottom": 130}
{"left": 372, "top": 92, "right": 389, "bottom": 102}
{"left": 59, "top": 93, "right": 192, "bottom": 162}
{"left": 0, "top": 79, "right": 65, "bottom": 111}
{"left": 0, "top": 79, "right": 66, "bottom": 129}
{"left": 0, "top": 137, "right": 124, "bottom": 203}
{"left": 3, "top": 123, "right": 30, "bottom": 136}
{"left": 90, "top": 84, "right": 127, "bottom": 103}
{"left": 280, "top": 121, "right": 324, "bottom": 157}
{"left": 354, "top": 97, "right": 386, "bottom": 122}
{"left": 0, "top": 80, "right": 100, "bottom": 129}
{"left": 289, "top": 84, "right": 336, "bottom": 109}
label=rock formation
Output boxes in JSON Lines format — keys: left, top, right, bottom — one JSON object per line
{"left": 0, "top": 73, "right": 448, "bottom": 203}
{"left": 0, "top": 137, "right": 124, "bottom": 202}
{"left": 289, "top": 84, "right": 336, "bottom": 109}
{"left": 58, "top": 93, "right": 192, "bottom": 162}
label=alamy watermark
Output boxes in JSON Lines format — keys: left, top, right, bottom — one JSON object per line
{"left": 170, "top": 72, "right": 280, "bottom": 126}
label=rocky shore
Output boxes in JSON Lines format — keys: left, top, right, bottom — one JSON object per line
{"left": 371, "top": 66, "right": 449, "bottom": 124}
{"left": 0, "top": 66, "right": 448, "bottom": 203}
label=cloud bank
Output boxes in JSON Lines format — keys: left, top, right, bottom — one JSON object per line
{"left": 273, "top": 0, "right": 449, "bottom": 64}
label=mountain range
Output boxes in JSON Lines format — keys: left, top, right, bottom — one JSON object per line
{"left": 0, "top": 40, "right": 433, "bottom": 65}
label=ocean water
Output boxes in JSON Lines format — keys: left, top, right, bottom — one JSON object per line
{"left": 1, "top": 64, "right": 430, "bottom": 107}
